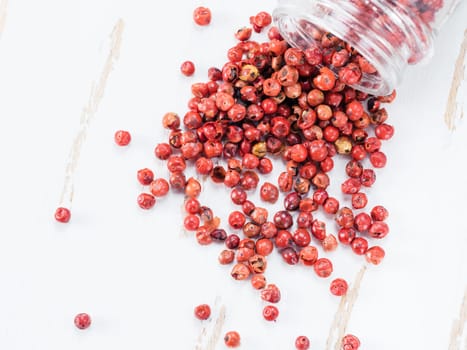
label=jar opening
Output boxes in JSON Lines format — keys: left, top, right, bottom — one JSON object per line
{"left": 273, "top": 0, "right": 433, "bottom": 96}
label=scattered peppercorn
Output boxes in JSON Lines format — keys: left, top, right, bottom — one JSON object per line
{"left": 74, "top": 313, "right": 91, "bottom": 330}
{"left": 54, "top": 207, "right": 71, "bottom": 223}
{"left": 194, "top": 304, "right": 211, "bottom": 320}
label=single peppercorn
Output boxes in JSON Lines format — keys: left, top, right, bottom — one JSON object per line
{"left": 194, "top": 304, "right": 211, "bottom": 320}
{"left": 74, "top": 313, "right": 91, "bottom": 330}
{"left": 371, "top": 205, "right": 389, "bottom": 221}
{"left": 313, "top": 258, "right": 333, "bottom": 278}
{"left": 218, "top": 249, "right": 235, "bottom": 265}
{"left": 137, "top": 168, "right": 154, "bottom": 186}
{"left": 224, "top": 331, "right": 241, "bottom": 348}
{"left": 330, "top": 278, "right": 348, "bottom": 296}
{"left": 351, "top": 237, "right": 369, "bottom": 255}
{"left": 114, "top": 130, "right": 131, "bottom": 146}
{"left": 295, "top": 335, "right": 310, "bottom": 350}
{"left": 54, "top": 207, "right": 71, "bottom": 223}
{"left": 365, "top": 246, "right": 386, "bottom": 265}
{"left": 137, "top": 193, "right": 156, "bottom": 210}
{"left": 180, "top": 60, "right": 195, "bottom": 76}
{"left": 261, "top": 284, "right": 281, "bottom": 304}
{"left": 263, "top": 305, "right": 279, "bottom": 321}
{"left": 249, "top": 274, "right": 266, "bottom": 290}
{"left": 193, "top": 6, "right": 211, "bottom": 26}
{"left": 342, "top": 334, "right": 360, "bottom": 350}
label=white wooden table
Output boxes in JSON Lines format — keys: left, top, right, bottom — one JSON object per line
{"left": 0, "top": 0, "right": 466, "bottom": 349}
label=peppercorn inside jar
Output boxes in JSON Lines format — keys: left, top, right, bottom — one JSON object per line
{"left": 273, "top": 0, "right": 459, "bottom": 96}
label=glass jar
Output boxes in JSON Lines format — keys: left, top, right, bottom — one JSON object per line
{"left": 273, "top": 0, "right": 462, "bottom": 96}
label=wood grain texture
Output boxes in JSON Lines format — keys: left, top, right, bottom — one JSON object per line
{"left": 59, "top": 19, "right": 125, "bottom": 206}
{"left": 448, "top": 288, "right": 467, "bottom": 350}
{"left": 0, "top": 0, "right": 7, "bottom": 38}
{"left": 444, "top": 29, "right": 467, "bottom": 130}
{"left": 326, "top": 265, "right": 367, "bottom": 350}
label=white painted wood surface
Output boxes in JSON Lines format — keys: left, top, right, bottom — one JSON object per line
{"left": 0, "top": 1, "right": 465, "bottom": 349}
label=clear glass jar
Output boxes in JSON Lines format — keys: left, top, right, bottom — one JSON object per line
{"left": 273, "top": 0, "right": 462, "bottom": 96}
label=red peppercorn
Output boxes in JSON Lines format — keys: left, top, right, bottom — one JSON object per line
{"left": 323, "top": 197, "right": 339, "bottom": 214}
{"left": 240, "top": 170, "right": 260, "bottom": 191}
{"left": 350, "top": 144, "right": 366, "bottom": 161}
{"left": 357, "top": 170, "right": 375, "bottom": 189}
{"left": 338, "top": 227, "right": 356, "bottom": 245}
{"left": 253, "top": 236, "right": 272, "bottom": 254}
{"left": 273, "top": 210, "right": 293, "bottom": 229}
{"left": 336, "top": 207, "right": 354, "bottom": 228}
{"left": 194, "top": 304, "right": 211, "bottom": 320}
{"left": 275, "top": 230, "right": 293, "bottom": 249}
{"left": 351, "top": 192, "right": 368, "bottom": 209}
{"left": 260, "top": 182, "right": 279, "bottom": 203}
{"left": 218, "top": 250, "right": 235, "bottom": 265}
{"left": 308, "top": 139, "right": 328, "bottom": 162}
{"left": 263, "top": 305, "right": 279, "bottom": 321}
{"left": 231, "top": 263, "right": 250, "bottom": 280}
{"left": 338, "top": 63, "right": 362, "bottom": 85}
{"left": 313, "top": 67, "right": 336, "bottom": 91}
{"left": 351, "top": 237, "right": 368, "bottom": 255}
{"left": 371, "top": 205, "right": 389, "bottom": 221}
{"left": 224, "top": 331, "right": 241, "bottom": 348}
{"left": 228, "top": 211, "right": 246, "bottom": 229}
{"left": 162, "top": 112, "right": 180, "bottom": 130}
{"left": 369, "top": 151, "right": 387, "bottom": 168}
{"left": 330, "top": 278, "right": 348, "bottom": 296}
{"left": 375, "top": 123, "right": 394, "bottom": 140}
{"left": 225, "top": 234, "right": 240, "bottom": 249}
{"left": 313, "top": 189, "right": 329, "bottom": 206}
{"left": 314, "top": 258, "right": 333, "bottom": 278}
{"left": 137, "top": 193, "right": 156, "bottom": 209}
{"left": 260, "top": 221, "right": 278, "bottom": 239}
{"left": 154, "top": 143, "right": 172, "bottom": 160}
{"left": 258, "top": 157, "right": 273, "bottom": 174}
{"left": 280, "top": 246, "right": 299, "bottom": 265}
{"left": 196, "top": 226, "right": 213, "bottom": 245}
{"left": 251, "top": 274, "right": 267, "bottom": 289}
{"left": 74, "top": 313, "right": 91, "bottom": 330}
{"left": 54, "top": 207, "right": 71, "bottom": 223}
{"left": 322, "top": 234, "right": 338, "bottom": 252}
{"left": 342, "top": 334, "right": 360, "bottom": 350}
{"left": 365, "top": 246, "right": 386, "bottom": 265}
{"left": 341, "top": 178, "right": 362, "bottom": 194}
{"left": 261, "top": 284, "right": 281, "bottom": 303}
{"left": 114, "top": 130, "right": 131, "bottom": 146}
{"left": 311, "top": 219, "right": 326, "bottom": 240}
{"left": 193, "top": 6, "right": 211, "bottom": 26}
{"left": 368, "top": 221, "right": 390, "bottom": 239}
{"left": 169, "top": 172, "right": 186, "bottom": 191}
{"left": 298, "top": 245, "right": 318, "bottom": 266}
{"left": 354, "top": 212, "right": 372, "bottom": 232}
{"left": 242, "top": 200, "right": 255, "bottom": 216}
{"left": 293, "top": 228, "right": 312, "bottom": 247}
{"left": 184, "top": 197, "right": 200, "bottom": 215}
{"left": 180, "top": 60, "right": 195, "bottom": 76}
{"left": 137, "top": 168, "right": 154, "bottom": 186}
{"left": 295, "top": 335, "right": 311, "bottom": 350}
{"left": 184, "top": 214, "right": 200, "bottom": 231}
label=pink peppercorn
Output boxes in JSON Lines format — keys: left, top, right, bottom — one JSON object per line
{"left": 54, "top": 207, "right": 71, "bottom": 223}
{"left": 314, "top": 258, "right": 333, "bottom": 278}
{"left": 74, "top": 313, "right": 91, "bottom": 330}
{"left": 330, "top": 278, "right": 348, "bottom": 296}
{"left": 295, "top": 335, "right": 310, "bottom": 350}
{"left": 365, "top": 246, "right": 386, "bottom": 265}
{"left": 114, "top": 130, "right": 131, "bottom": 146}
{"left": 342, "top": 334, "right": 360, "bottom": 349}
